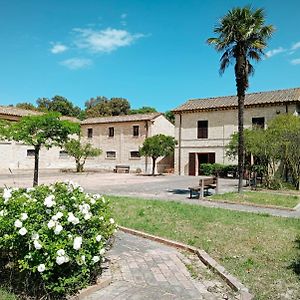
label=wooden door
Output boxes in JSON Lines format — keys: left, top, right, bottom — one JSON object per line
{"left": 189, "top": 153, "right": 196, "bottom": 176}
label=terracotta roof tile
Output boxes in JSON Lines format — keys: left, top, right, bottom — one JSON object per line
{"left": 173, "top": 87, "right": 300, "bottom": 113}
{"left": 81, "top": 113, "right": 162, "bottom": 125}
{"left": 0, "top": 106, "right": 42, "bottom": 117}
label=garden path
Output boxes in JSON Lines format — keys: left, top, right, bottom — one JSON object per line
{"left": 83, "top": 231, "right": 239, "bottom": 300}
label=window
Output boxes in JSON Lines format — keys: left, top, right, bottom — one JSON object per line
{"left": 108, "top": 127, "right": 114, "bottom": 137}
{"left": 133, "top": 125, "right": 139, "bottom": 137}
{"left": 197, "top": 120, "right": 208, "bottom": 138}
{"left": 27, "top": 149, "right": 35, "bottom": 157}
{"left": 106, "top": 151, "right": 116, "bottom": 159}
{"left": 87, "top": 128, "right": 93, "bottom": 138}
{"left": 252, "top": 117, "right": 265, "bottom": 129}
{"left": 59, "top": 150, "right": 69, "bottom": 158}
{"left": 130, "top": 151, "right": 141, "bottom": 158}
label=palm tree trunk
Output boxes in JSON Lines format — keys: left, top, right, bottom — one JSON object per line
{"left": 235, "top": 49, "right": 248, "bottom": 193}
{"left": 33, "top": 145, "right": 40, "bottom": 187}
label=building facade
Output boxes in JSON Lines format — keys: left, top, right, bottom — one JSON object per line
{"left": 0, "top": 108, "right": 174, "bottom": 173}
{"left": 81, "top": 113, "right": 175, "bottom": 173}
{"left": 173, "top": 88, "right": 300, "bottom": 176}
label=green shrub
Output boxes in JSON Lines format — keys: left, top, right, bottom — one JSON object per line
{"left": 0, "top": 182, "right": 116, "bottom": 298}
{"left": 200, "top": 163, "right": 237, "bottom": 177}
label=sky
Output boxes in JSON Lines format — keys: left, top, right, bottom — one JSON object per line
{"left": 0, "top": 0, "right": 300, "bottom": 112}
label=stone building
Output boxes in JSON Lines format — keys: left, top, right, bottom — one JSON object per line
{"left": 172, "top": 88, "right": 300, "bottom": 176}
{"left": 0, "top": 108, "right": 174, "bottom": 173}
{"left": 81, "top": 113, "right": 175, "bottom": 173}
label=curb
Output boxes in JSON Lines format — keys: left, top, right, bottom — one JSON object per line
{"left": 203, "top": 198, "right": 296, "bottom": 211}
{"left": 119, "top": 225, "right": 253, "bottom": 300}
{"left": 69, "top": 268, "right": 112, "bottom": 300}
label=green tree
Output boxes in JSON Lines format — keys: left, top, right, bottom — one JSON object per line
{"left": 0, "top": 113, "right": 79, "bottom": 186}
{"left": 130, "top": 106, "right": 157, "bottom": 114}
{"left": 84, "top": 96, "right": 108, "bottom": 109}
{"left": 207, "top": 6, "right": 274, "bottom": 192}
{"left": 164, "top": 111, "right": 175, "bottom": 124}
{"left": 36, "top": 96, "right": 82, "bottom": 117}
{"left": 16, "top": 102, "right": 37, "bottom": 111}
{"left": 64, "top": 136, "right": 102, "bottom": 172}
{"left": 139, "top": 134, "right": 177, "bottom": 175}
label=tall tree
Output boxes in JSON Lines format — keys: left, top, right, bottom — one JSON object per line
{"left": 16, "top": 102, "right": 38, "bottom": 111}
{"left": 139, "top": 134, "right": 177, "bottom": 175}
{"left": 0, "top": 113, "right": 79, "bottom": 186}
{"left": 207, "top": 6, "right": 274, "bottom": 192}
{"left": 130, "top": 106, "right": 157, "bottom": 114}
{"left": 64, "top": 135, "right": 102, "bottom": 172}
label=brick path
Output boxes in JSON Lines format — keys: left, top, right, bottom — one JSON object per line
{"left": 83, "top": 231, "right": 238, "bottom": 300}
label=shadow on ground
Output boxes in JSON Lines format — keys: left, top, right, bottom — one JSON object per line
{"left": 289, "top": 237, "right": 300, "bottom": 278}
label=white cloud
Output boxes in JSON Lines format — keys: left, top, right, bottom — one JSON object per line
{"left": 265, "top": 47, "right": 286, "bottom": 58}
{"left": 51, "top": 43, "right": 68, "bottom": 54}
{"left": 291, "top": 41, "right": 300, "bottom": 51}
{"left": 73, "top": 27, "right": 145, "bottom": 53}
{"left": 290, "top": 58, "right": 300, "bottom": 65}
{"left": 60, "top": 58, "right": 92, "bottom": 70}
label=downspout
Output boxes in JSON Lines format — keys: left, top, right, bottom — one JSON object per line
{"left": 178, "top": 113, "right": 182, "bottom": 175}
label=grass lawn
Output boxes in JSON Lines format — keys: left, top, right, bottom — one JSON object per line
{"left": 0, "top": 289, "right": 17, "bottom": 300}
{"left": 109, "top": 196, "right": 300, "bottom": 300}
{"left": 209, "top": 191, "right": 300, "bottom": 209}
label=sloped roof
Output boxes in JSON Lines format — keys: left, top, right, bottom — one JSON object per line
{"left": 81, "top": 113, "right": 162, "bottom": 125}
{"left": 173, "top": 87, "right": 300, "bottom": 113}
{"left": 0, "top": 106, "right": 42, "bottom": 117}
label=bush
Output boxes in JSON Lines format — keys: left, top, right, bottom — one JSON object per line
{"left": 200, "top": 163, "right": 237, "bottom": 177}
{"left": 0, "top": 182, "right": 116, "bottom": 298}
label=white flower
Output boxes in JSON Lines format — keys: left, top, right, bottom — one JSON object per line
{"left": 57, "top": 249, "right": 65, "bottom": 256}
{"left": 67, "top": 212, "right": 79, "bottom": 225}
{"left": 93, "top": 194, "right": 101, "bottom": 199}
{"left": 79, "top": 203, "right": 90, "bottom": 215}
{"left": 96, "top": 235, "right": 102, "bottom": 242}
{"left": 0, "top": 210, "right": 5, "bottom": 217}
{"left": 109, "top": 218, "right": 115, "bottom": 224}
{"left": 34, "top": 240, "right": 42, "bottom": 250}
{"left": 14, "top": 219, "right": 23, "bottom": 228}
{"left": 99, "top": 248, "right": 106, "bottom": 255}
{"left": 3, "top": 188, "right": 12, "bottom": 203}
{"left": 47, "top": 220, "right": 56, "bottom": 229}
{"left": 90, "top": 198, "right": 96, "bottom": 205}
{"left": 37, "top": 264, "right": 45, "bottom": 273}
{"left": 73, "top": 236, "right": 82, "bottom": 250}
{"left": 81, "top": 255, "right": 86, "bottom": 262}
{"left": 19, "top": 227, "right": 28, "bottom": 236}
{"left": 56, "top": 256, "right": 66, "bottom": 265}
{"left": 99, "top": 216, "right": 104, "bottom": 221}
{"left": 46, "top": 209, "right": 51, "bottom": 214}
{"left": 52, "top": 212, "right": 63, "bottom": 221}
{"left": 84, "top": 212, "right": 92, "bottom": 220}
{"left": 102, "top": 197, "right": 106, "bottom": 203}
{"left": 54, "top": 224, "right": 63, "bottom": 235}
{"left": 32, "top": 233, "right": 39, "bottom": 240}
{"left": 21, "top": 213, "right": 28, "bottom": 221}
{"left": 92, "top": 256, "right": 100, "bottom": 263}
{"left": 26, "top": 187, "right": 34, "bottom": 193}
{"left": 44, "top": 195, "right": 56, "bottom": 208}
{"left": 78, "top": 187, "right": 84, "bottom": 192}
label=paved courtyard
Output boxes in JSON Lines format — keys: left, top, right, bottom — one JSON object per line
{"left": 83, "top": 231, "right": 238, "bottom": 300}
{"left": 0, "top": 169, "right": 299, "bottom": 218}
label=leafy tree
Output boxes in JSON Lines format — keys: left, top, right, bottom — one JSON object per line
{"left": 164, "top": 111, "right": 175, "bottom": 124}
{"left": 85, "top": 97, "right": 131, "bottom": 117}
{"left": 16, "top": 102, "right": 37, "bottom": 111}
{"left": 0, "top": 113, "right": 79, "bottom": 186}
{"left": 84, "top": 96, "right": 108, "bottom": 109}
{"left": 139, "top": 134, "right": 177, "bottom": 175}
{"left": 64, "top": 136, "right": 102, "bottom": 172}
{"left": 130, "top": 106, "right": 157, "bottom": 114}
{"left": 36, "top": 96, "right": 82, "bottom": 117}
{"left": 226, "top": 114, "right": 300, "bottom": 189}
{"left": 207, "top": 6, "right": 274, "bottom": 192}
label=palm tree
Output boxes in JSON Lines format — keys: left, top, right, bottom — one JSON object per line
{"left": 207, "top": 6, "right": 274, "bottom": 192}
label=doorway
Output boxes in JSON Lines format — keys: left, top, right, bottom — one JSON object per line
{"left": 188, "top": 152, "right": 215, "bottom": 176}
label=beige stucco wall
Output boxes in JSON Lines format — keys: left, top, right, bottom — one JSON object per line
{"left": 175, "top": 103, "right": 298, "bottom": 175}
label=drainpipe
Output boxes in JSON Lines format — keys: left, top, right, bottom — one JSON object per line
{"left": 145, "top": 121, "right": 149, "bottom": 173}
{"left": 178, "top": 113, "right": 182, "bottom": 175}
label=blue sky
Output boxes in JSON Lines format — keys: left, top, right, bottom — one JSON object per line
{"left": 1, "top": 0, "right": 300, "bottom": 112}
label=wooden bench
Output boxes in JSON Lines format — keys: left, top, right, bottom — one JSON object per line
{"left": 188, "top": 177, "right": 218, "bottom": 199}
{"left": 114, "top": 165, "right": 130, "bottom": 173}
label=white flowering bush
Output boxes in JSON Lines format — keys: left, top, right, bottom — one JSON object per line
{"left": 0, "top": 181, "right": 116, "bottom": 298}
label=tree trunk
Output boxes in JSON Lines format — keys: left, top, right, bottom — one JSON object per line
{"left": 152, "top": 157, "right": 157, "bottom": 176}
{"left": 33, "top": 145, "right": 40, "bottom": 187}
{"left": 235, "top": 47, "right": 248, "bottom": 193}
